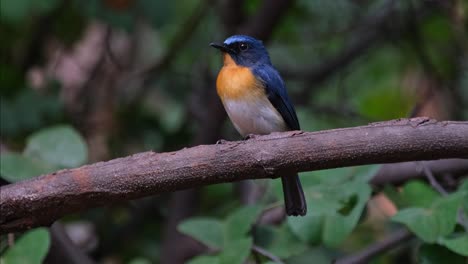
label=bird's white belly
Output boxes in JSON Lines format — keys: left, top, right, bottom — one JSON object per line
{"left": 222, "top": 97, "right": 288, "bottom": 137}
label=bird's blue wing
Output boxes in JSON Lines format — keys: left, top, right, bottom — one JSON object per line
{"left": 252, "top": 66, "right": 300, "bottom": 130}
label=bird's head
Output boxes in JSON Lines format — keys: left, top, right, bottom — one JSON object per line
{"left": 210, "top": 35, "right": 271, "bottom": 67}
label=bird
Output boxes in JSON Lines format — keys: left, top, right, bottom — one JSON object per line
{"left": 210, "top": 35, "right": 307, "bottom": 216}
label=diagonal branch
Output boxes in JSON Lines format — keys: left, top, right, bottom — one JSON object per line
{"left": 126, "top": 0, "right": 215, "bottom": 105}
{"left": 1, "top": 117, "right": 467, "bottom": 233}
{"left": 280, "top": 0, "right": 398, "bottom": 85}
{"left": 334, "top": 229, "right": 414, "bottom": 264}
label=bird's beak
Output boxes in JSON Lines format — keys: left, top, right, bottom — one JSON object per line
{"left": 210, "top": 42, "right": 234, "bottom": 54}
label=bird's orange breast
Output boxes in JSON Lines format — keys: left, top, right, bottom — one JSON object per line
{"left": 216, "top": 53, "right": 264, "bottom": 101}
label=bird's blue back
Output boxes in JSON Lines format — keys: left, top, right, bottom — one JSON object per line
{"left": 251, "top": 64, "right": 300, "bottom": 130}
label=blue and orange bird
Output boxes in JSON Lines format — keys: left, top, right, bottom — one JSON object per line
{"left": 210, "top": 35, "right": 307, "bottom": 216}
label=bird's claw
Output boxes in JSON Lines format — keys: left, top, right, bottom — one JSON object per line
{"left": 244, "top": 134, "right": 258, "bottom": 140}
{"left": 216, "top": 139, "right": 228, "bottom": 144}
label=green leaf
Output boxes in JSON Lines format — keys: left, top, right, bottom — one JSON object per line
{"left": 178, "top": 218, "right": 223, "bottom": 249}
{"left": 392, "top": 193, "right": 464, "bottom": 243}
{"left": 0, "top": 153, "right": 55, "bottom": 182}
{"left": 288, "top": 179, "right": 371, "bottom": 247}
{"left": 257, "top": 225, "right": 307, "bottom": 259}
{"left": 400, "top": 181, "right": 440, "bottom": 208}
{"left": 224, "top": 205, "right": 262, "bottom": 242}
{"left": 349, "top": 164, "right": 381, "bottom": 183}
{"left": 287, "top": 214, "right": 323, "bottom": 245}
{"left": 186, "top": 255, "right": 219, "bottom": 264}
{"left": 460, "top": 180, "right": 468, "bottom": 221}
{"left": 24, "top": 125, "right": 87, "bottom": 168}
{"left": 1, "top": 228, "right": 51, "bottom": 264}
{"left": 439, "top": 234, "right": 468, "bottom": 256}
{"left": 419, "top": 244, "right": 466, "bottom": 264}
{"left": 218, "top": 237, "right": 252, "bottom": 264}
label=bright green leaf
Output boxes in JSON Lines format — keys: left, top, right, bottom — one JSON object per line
{"left": 1, "top": 228, "right": 51, "bottom": 264}
{"left": 0, "top": 153, "right": 55, "bottom": 182}
{"left": 288, "top": 214, "right": 323, "bottom": 244}
{"left": 178, "top": 218, "right": 223, "bottom": 249}
{"left": 419, "top": 244, "right": 466, "bottom": 264}
{"left": 257, "top": 225, "right": 307, "bottom": 259}
{"left": 439, "top": 234, "right": 468, "bottom": 256}
{"left": 392, "top": 193, "right": 464, "bottom": 243}
{"left": 224, "top": 205, "right": 262, "bottom": 242}
{"left": 218, "top": 237, "right": 252, "bottom": 264}
{"left": 400, "top": 181, "right": 440, "bottom": 208}
{"left": 457, "top": 180, "right": 468, "bottom": 223}
{"left": 24, "top": 125, "right": 87, "bottom": 168}
{"left": 459, "top": 179, "right": 468, "bottom": 192}
{"left": 288, "top": 179, "right": 371, "bottom": 247}
{"left": 350, "top": 164, "right": 381, "bottom": 183}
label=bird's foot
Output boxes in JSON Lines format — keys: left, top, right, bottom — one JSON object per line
{"left": 216, "top": 139, "right": 228, "bottom": 144}
{"left": 244, "top": 134, "right": 258, "bottom": 140}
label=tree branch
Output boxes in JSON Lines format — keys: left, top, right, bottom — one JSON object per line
{"left": 370, "top": 158, "right": 468, "bottom": 187}
{"left": 1, "top": 118, "right": 467, "bottom": 233}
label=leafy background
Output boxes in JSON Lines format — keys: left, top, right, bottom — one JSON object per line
{"left": 0, "top": 0, "right": 467, "bottom": 263}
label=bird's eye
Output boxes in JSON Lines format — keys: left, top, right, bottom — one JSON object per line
{"left": 239, "top": 43, "right": 248, "bottom": 51}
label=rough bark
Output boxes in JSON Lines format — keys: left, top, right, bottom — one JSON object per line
{"left": 1, "top": 118, "right": 467, "bottom": 233}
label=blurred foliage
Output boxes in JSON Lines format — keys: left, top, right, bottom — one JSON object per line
{"left": 0, "top": 89, "right": 64, "bottom": 137}
{"left": 0, "top": 125, "right": 87, "bottom": 182}
{"left": 0, "top": 0, "right": 466, "bottom": 263}
{"left": 0, "top": 228, "right": 51, "bottom": 264}
{"left": 392, "top": 191, "right": 465, "bottom": 243}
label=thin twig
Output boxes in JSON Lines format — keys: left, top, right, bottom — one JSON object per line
{"left": 419, "top": 161, "right": 468, "bottom": 232}
{"left": 252, "top": 245, "right": 285, "bottom": 264}
{"left": 7, "top": 233, "right": 14, "bottom": 247}
{"left": 281, "top": 0, "right": 397, "bottom": 85}
{"left": 127, "top": 0, "right": 215, "bottom": 105}
{"left": 334, "top": 229, "right": 414, "bottom": 264}
{"left": 457, "top": 208, "right": 468, "bottom": 233}
{"left": 104, "top": 28, "right": 124, "bottom": 70}
{"left": 73, "top": 25, "right": 111, "bottom": 118}
{"left": 46, "top": 223, "right": 96, "bottom": 264}
{"left": 418, "top": 161, "right": 449, "bottom": 196}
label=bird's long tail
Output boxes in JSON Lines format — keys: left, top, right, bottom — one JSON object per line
{"left": 281, "top": 174, "right": 307, "bottom": 216}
